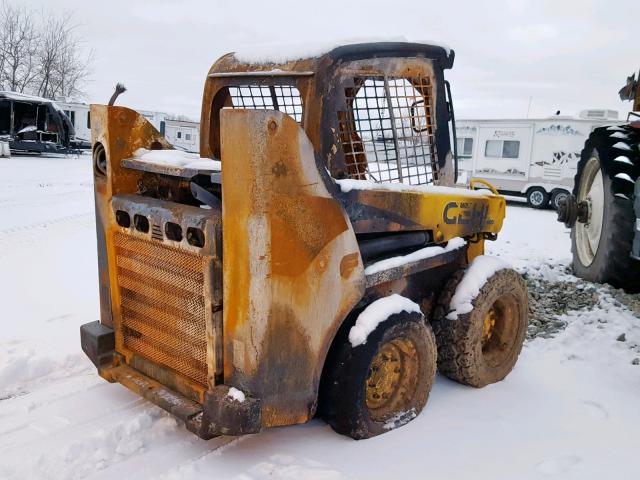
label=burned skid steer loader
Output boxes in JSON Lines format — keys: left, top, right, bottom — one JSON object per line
{"left": 80, "top": 42, "right": 528, "bottom": 440}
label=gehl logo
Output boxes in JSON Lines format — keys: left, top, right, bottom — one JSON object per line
{"left": 443, "top": 201, "right": 494, "bottom": 228}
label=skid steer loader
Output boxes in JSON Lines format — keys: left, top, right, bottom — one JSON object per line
{"left": 558, "top": 70, "right": 640, "bottom": 291}
{"left": 80, "top": 42, "right": 528, "bottom": 440}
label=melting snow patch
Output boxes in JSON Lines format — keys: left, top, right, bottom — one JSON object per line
{"left": 614, "top": 156, "right": 634, "bottom": 166}
{"left": 227, "top": 387, "right": 246, "bottom": 403}
{"left": 612, "top": 142, "right": 632, "bottom": 151}
{"left": 446, "top": 255, "right": 511, "bottom": 320}
{"left": 614, "top": 172, "right": 635, "bottom": 183}
{"left": 610, "top": 131, "right": 629, "bottom": 140}
{"left": 365, "top": 238, "right": 466, "bottom": 275}
{"left": 382, "top": 408, "right": 417, "bottom": 430}
{"left": 349, "top": 294, "right": 421, "bottom": 347}
{"left": 336, "top": 178, "right": 492, "bottom": 197}
{"left": 233, "top": 37, "right": 452, "bottom": 64}
{"left": 133, "top": 148, "right": 221, "bottom": 171}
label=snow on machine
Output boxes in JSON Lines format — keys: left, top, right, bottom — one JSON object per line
{"left": 80, "top": 42, "right": 528, "bottom": 439}
{"left": 558, "top": 70, "right": 640, "bottom": 291}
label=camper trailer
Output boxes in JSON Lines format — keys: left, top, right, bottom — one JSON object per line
{"left": 58, "top": 101, "right": 169, "bottom": 148}
{"left": 0, "top": 92, "right": 76, "bottom": 154}
{"left": 455, "top": 110, "right": 623, "bottom": 209}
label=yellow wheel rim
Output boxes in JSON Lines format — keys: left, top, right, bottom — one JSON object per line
{"left": 481, "top": 294, "right": 520, "bottom": 367}
{"left": 365, "top": 337, "right": 419, "bottom": 421}
{"left": 482, "top": 307, "right": 497, "bottom": 345}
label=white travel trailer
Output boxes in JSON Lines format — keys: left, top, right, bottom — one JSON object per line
{"left": 163, "top": 118, "right": 200, "bottom": 152}
{"left": 455, "top": 109, "right": 622, "bottom": 209}
{"left": 57, "top": 102, "right": 199, "bottom": 152}
{"left": 58, "top": 101, "right": 168, "bottom": 146}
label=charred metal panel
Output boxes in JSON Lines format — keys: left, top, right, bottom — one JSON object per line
{"left": 90, "top": 105, "right": 220, "bottom": 400}
{"left": 363, "top": 259, "right": 465, "bottom": 320}
{"left": 364, "top": 247, "right": 466, "bottom": 289}
{"left": 221, "top": 109, "right": 365, "bottom": 427}
{"left": 340, "top": 189, "right": 505, "bottom": 239}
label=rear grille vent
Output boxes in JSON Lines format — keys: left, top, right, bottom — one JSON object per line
{"left": 151, "top": 223, "right": 163, "bottom": 241}
{"left": 113, "top": 232, "right": 208, "bottom": 386}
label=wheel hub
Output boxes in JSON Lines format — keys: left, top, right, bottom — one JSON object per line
{"left": 481, "top": 295, "right": 520, "bottom": 368}
{"left": 365, "top": 338, "right": 419, "bottom": 421}
{"left": 482, "top": 307, "right": 497, "bottom": 345}
{"left": 530, "top": 191, "right": 544, "bottom": 206}
{"left": 575, "top": 156, "right": 605, "bottom": 267}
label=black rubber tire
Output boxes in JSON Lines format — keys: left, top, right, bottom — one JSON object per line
{"left": 550, "top": 189, "right": 570, "bottom": 211}
{"left": 431, "top": 267, "right": 528, "bottom": 388}
{"left": 320, "top": 310, "right": 437, "bottom": 439}
{"left": 571, "top": 127, "right": 640, "bottom": 292}
{"left": 526, "top": 187, "right": 550, "bottom": 209}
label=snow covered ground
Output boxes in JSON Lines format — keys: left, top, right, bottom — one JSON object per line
{"left": 1, "top": 154, "right": 639, "bottom": 479}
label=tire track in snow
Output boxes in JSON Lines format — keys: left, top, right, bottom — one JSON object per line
{"left": 0, "top": 188, "right": 91, "bottom": 209}
{"left": 0, "top": 212, "right": 94, "bottom": 258}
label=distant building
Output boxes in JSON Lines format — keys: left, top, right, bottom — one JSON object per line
{"left": 454, "top": 109, "right": 623, "bottom": 209}
{"left": 57, "top": 101, "right": 200, "bottom": 152}
{"left": 1, "top": 91, "right": 76, "bottom": 153}
{"left": 163, "top": 118, "right": 200, "bottom": 152}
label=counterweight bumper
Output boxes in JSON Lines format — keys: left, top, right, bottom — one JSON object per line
{"left": 80, "top": 321, "right": 261, "bottom": 439}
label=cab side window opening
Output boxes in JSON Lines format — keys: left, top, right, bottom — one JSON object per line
{"left": 337, "top": 76, "right": 437, "bottom": 186}
{"left": 226, "top": 85, "right": 303, "bottom": 123}
{"left": 485, "top": 139, "right": 520, "bottom": 159}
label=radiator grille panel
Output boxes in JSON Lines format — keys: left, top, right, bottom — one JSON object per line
{"left": 114, "top": 232, "right": 209, "bottom": 386}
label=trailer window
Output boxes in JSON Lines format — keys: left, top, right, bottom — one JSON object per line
{"left": 457, "top": 137, "right": 473, "bottom": 158}
{"left": 337, "top": 75, "right": 437, "bottom": 186}
{"left": 485, "top": 140, "right": 520, "bottom": 159}
{"left": 227, "top": 85, "right": 303, "bottom": 123}
{"left": 64, "top": 110, "right": 76, "bottom": 126}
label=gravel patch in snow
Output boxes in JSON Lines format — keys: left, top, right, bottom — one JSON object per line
{"left": 525, "top": 273, "right": 599, "bottom": 340}
{"left": 524, "top": 265, "right": 640, "bottom": 355}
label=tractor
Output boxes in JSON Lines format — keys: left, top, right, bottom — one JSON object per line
{"left": 558, "top": 70, "right": 640, "bottom": 291}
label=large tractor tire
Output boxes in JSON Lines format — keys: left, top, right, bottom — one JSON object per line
{"left": 570, "top": 126, "right": 640, "bottom": 292}
{"left": 320, "top": 309, "right": 437, "bottom": 439}
{"left": 431, "top": 267, "right": 528, "bottom": 388}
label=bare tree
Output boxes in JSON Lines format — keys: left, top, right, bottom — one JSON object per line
{"left": 0, "top": 1, "right": 39, "bottom": 93}
{"left": 0, "top": 1, "right": 91, "bottom": 100}
{"left": 36, "top": 14, "right": 91, "bottom": 100}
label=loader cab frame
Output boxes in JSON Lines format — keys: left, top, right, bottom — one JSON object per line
{"left": 83, "top": 42, "right": 509, "bottom": 440}
{"left": 201, "top": 42, "right": 456, "bottom": 188}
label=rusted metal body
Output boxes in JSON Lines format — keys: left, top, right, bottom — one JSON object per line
{"left": 619, "top": 70, "right": 640, "bottom": 114}
{"left": 81, "top": 42, "right": 506, "bottom": 438}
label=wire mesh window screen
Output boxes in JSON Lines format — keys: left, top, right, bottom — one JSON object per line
{"left": 226, "top": 85, "right": 303, "bottom": 123}
{"left": 338, "top": 76, "right": 438, "bottom": 185}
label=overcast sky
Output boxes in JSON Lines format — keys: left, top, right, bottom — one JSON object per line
{"left": 21, "top": 0, "right": 640, "bottom": 121}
